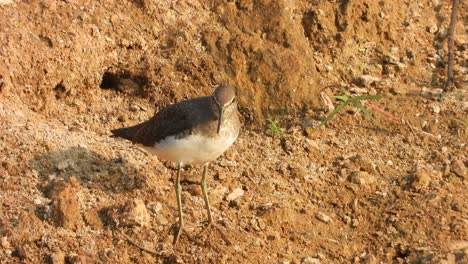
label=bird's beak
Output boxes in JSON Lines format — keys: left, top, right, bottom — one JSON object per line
{"left": 217, "top": 106, "right": 224, "bottom": 134}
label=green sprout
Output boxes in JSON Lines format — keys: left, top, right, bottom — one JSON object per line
{"left": 316, "top": 95, "right": 383, "bottom": 129}
{"left": 266, "top": 118, "right": 283, "bottom": 138}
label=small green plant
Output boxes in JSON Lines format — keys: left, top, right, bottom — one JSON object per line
{"left": 356, "top": 36, "right": 367, "bottom": 44}
{"left": 316, "top": 95, "right": 383, "bottom": 129}
{"left": 359, "top": 65, "right": 368, "bottom": 73}
{"left": 266, "top": 118, "right": 283, "bottom": 138}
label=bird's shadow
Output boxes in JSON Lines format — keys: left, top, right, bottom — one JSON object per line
{"left": 29, "top": 146, "right": 145, "bottom": 193}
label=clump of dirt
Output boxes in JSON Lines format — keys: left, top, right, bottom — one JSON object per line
{"left": 0, "top": 0, "right": 467, "bottom": 263}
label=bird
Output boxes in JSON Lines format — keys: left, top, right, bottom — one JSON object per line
{"left": 111, "top": 84, "right": 240, "bottom": 245}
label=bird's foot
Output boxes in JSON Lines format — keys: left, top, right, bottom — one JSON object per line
{"left": 173, "top": 226, "right": 192, "bottom": 247}
{"left": 197, "top": 222, "right": 232, "bottom": 245}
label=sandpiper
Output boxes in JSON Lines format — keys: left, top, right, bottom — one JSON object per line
{"left": 111, "top": 84, "right": 240, "bottom": 245}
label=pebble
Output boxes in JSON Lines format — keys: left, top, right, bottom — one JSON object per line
{"left": 451, "top": 159, "right": 466, "bottom": 178}
{"left": 410, "top": 169, "right": 431, "bottom": 191}
{"left": 353, "top": 75, "right": 381, "bottom": 87}
{"left": 348, "top": 171, "right": 376, "bottom": 185}
{"left": 302, "top": 257, "right": 321, "bottom": 264}
{"left": 219, "top": 160, "right": 238, "bottom": 167}
{"left": 315, "top": 211, "right": 332, "bottom": 223}
{"left": 289, "top": 164, "right": 308, "bottom": 179}
{"left": 147, "top": 202, "right": 162, "bottom": 214}
{"left": 226, "top": 188, "right": 244, "bottom": 201}
{"left": 1, "top": 237, "right": 10, "bottom": 249}
{"left": 429, "top": 103, "right": 441, "bottom": 114}
{"left": 129, "top": 104, "right": 140, "bottom": 112}
{"left": 120, "top": 199, "right": 150, "bottom": 227}
{"left": 46, "top": 179, "right": 83, "bottom": 230}
{"left": 49, "top": 251, "right": 66, "bottom": 264}
{"left": 362, "top": 254, "right": 377, "bottom": 264}
{"left": 428, "top": 24, "right": 438, "bottom": 34}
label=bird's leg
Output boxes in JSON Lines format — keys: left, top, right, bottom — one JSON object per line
{"left": 201, "top": 163, "right": 213, "bottom": 224}
{"left": 197, "top": 163, "right": 232, "bottom": 245}
{"left": 174, "top": 162, "right": 184, "bottom": 246}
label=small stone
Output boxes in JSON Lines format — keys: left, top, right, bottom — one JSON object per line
{"left": 129, "top": 104, "right": 139, "bottom": 112}
{"left": 429, "top": 103, "right": 441, "bottom": 114}
{"left": 68, "top": 254, "right": 87, "bottom": 264}
{"left": 120, "top": 199, "right": 150, "bottom": 227}
{"left": 155, "top": 214, "right": 169, "bottom": 226}
{"left": 0, "top": 0, "right": 14, "bottom": 6}
{"left": 390, "top": 87, "right": 406, "bottom": 95}
{"left": 428, "top": 24, "right": 438, "bottom": 34}
{"left": 348, "top": 171, "right": 376, "bottom": 185}
{"left": 315, "top": 211, "right": 332, "bottom": 223}
{"left": 219, "top": 160, "right": 238, "bottom": 167}
{"left": 1, "top": 237, "right": 10, "bottom": 249}
{"left": 451, "top": 159, "right": 466, "bottom": 178}
{"left": 117, "top": 114, "right": 127, "bottom": 122}
{"left": 362, "top": 254, "right": 377, "bottom": 264}
{"left": 353, "top": 75, "right": 381, "bottom": 87}
{"left": 46, "top": 179, "right": 82, "bottom": 230}
{"left": 55, "top": 160, "right": 72, "bottom": 171}
{"left": 83, "top": 209, "right": 104, "bottom": 230}
{"left": 349, "top": 87, "right": 368, "bottom": 94}
{"left": 302, "top": 256, "right": 321, "bottom": 264}
{"left": 352, "top": 154, "right": 374, "bottom": 172}
{"left": 12, "top": 246, "right": 27, "bottom": 260}
{"left": 289, "top": 165, "right": 308, "bottom": 179}
{"left": 49, "top": 251, "right": 66, "bottom": 264}
{"left": 147, "top": 202, "right": 162, "bottom": 214}
{"left": 411, "top": 169, "right": 431, "bottom": 191}
{"left": 226, "top": 188, "right": 244, "bottom": 201}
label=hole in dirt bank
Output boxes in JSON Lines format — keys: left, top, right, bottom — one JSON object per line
{"left": 99, "top": 71, "right": 148, "bottom": 96}
{"left": 54, "top": 82, "right": 67, "bottom": 99}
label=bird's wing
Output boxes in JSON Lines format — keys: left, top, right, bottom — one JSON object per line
{"left": 111, "top": 97, "right": 211, "bottom": 146}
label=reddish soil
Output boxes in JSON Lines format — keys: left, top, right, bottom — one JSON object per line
{"left": 0, "top": 0, "right": 467, "bottom": 263}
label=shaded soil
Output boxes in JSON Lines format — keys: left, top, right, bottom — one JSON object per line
{"left": 0, "top": 0, "right": 467, "bottom": 263}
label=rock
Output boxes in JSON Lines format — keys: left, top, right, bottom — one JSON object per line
{"left": 219, "top": 160, "right": 238, "bottom": 167}
{"left": 362, "top": 254, "right": 377, "bottom": 264}
{"left": 349, "top": 87, "right": 368, "bottom": 94}
{"left": 352, "top": 154, "right": 374, "bottom": 172}
{"left": 410, "top": 169, "right": 431, "bottom": 191}
{"left": 226, "top": 188, "right": 244, "bottom": 202}
{"left": 352, "top": 75, "right": 381, "bottom": 87}
{"left": 7, "top": 213, "right": 44, "bottom": 244}
{"left": 129, "top": 104, "right": 140, "bottom": 112}
{"left": 348, "top": 171, "right": 376, "bottom": 185}
{"left": 46, "top": 179, "right": 82, "bottom": 230}
{"left": 49, "top": 251, "right": 66, "bottom": 264}
{"left": 315, "top": 211, "right": 332, "bottom": 223}
{"left": 119, "top": 199, "right": 150, "bottom": 227}
{"left": 427, "top": 24, "right": 438, "bottom": 34}
{"left": 12, "top": 246, "right": 27, "bottom": 260}
{"left": 302, "top": 256, "right": 321, "bottom": 264}
{"left": 0, "top": 0, "right": 14, "bottom": 6}
{"left": 83, "top": 209, "right": 104, "bottom": 230}
{"left": 429, "top": 103, "right": 441, "bottom": 114}
{"left": 68, "top": 254, "right": 87, "bottom": 264}
{"left": 451, "top": 159, "right": 466, "bottom": 178}
{"left": 147, "top": 202, "right": 162, "bottom": 214}
{"left": 289, "top": 164, "right": 308, "bottom": 179}
{"left": 1, "top": 236, "right": 10, "bottom": 248}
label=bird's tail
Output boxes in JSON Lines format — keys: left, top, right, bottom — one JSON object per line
{"left": 111, "top": 123, "right": 145, "bottom": 141}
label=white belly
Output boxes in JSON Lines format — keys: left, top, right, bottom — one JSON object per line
{"left": 140, "top": 132, "right": 238, "bottom": 165}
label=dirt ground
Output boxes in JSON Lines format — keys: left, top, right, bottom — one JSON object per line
{"left": 0, "top": 0, "right": 467, "bottom": 263}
